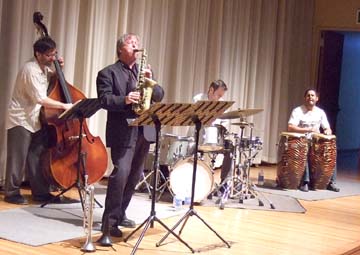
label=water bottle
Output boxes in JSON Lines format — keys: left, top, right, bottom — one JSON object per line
{"left": 257, "top": 169, "right": 264, "bottom": 186}
{"left": 173, "top": 194, "right": 183, "bottom": 210}
{"left": 184, "top": 189, "right": 191, "bottom": 206}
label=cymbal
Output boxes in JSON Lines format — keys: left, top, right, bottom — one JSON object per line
{"left": 218, "top": 108, "right": 263, "bottom": 119}
{"left": 231, "top": 122, "right": 251, "bottom": 126}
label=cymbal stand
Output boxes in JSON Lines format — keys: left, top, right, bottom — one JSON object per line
{"left": 135, "top": 165, "right": 169, "bottom": 201}
{"left": 236, "top": 124, "right": 275, "bottom": 209}
{"left": 156, "top": 116, "right": 231, "bottom": 249}
{"left": 124, "top": 115, "right": 194, "bottom": 255}
{"left": 212, "top": 133, "right": 243, "bottom": 209}
{"left": 208, "top": 134, "right": 241, "bottom": 199}
{"left": 135, "top": 171, "right": 152, "bottom": 195}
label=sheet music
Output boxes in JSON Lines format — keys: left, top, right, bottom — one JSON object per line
{"left": 129, "top": 101, "right": 234, "bottom": 127}
{"left": 58, "top": 98, "right": 101, "bottom": 121}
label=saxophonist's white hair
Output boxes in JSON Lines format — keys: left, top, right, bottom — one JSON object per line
{"left": 116, "top": 33, "right": 140, "bottom": 58}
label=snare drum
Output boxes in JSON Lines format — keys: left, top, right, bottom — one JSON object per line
{"left": 277, "top": 132, "right": 308, "bottom": 189}
{"left": 160, "top": 134, "right": 194, "bottom": 166}
{"left": 169, "top": 157, "right": 213, "bottom": 203}
{"left": 199, "top": 125, "right": 226, "bottom": 152}
{"left": 309, "top": 133, "right": 336, "bottom": 189}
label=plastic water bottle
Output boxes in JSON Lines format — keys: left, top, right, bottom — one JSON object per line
{"left": 184, "top": 189, "right": 191, "bottom": 206}
{"left": 257, "top": 169, "right": 264, "bottom": 186}
{"left": 173, "top": 194, "right": 183, "bottom": 210}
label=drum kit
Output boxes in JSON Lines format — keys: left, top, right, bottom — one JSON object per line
{"left": 138, "top": 108, "right": 272, "bottom": 209}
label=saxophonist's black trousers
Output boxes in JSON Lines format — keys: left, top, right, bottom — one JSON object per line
{"left": 102, "top": 131, "right": 150, "bottom": 228}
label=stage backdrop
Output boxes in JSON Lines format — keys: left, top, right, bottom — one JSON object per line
{"left": 0, "top": 0, "right": 313, "bottom": 184}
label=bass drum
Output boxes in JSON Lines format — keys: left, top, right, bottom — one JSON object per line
{"left": 169, "top": 157, "right": 213, "bottom": 203}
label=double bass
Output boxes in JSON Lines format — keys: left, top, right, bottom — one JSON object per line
{"left": 33, "top": 12, "right": 107, "bottom": 189}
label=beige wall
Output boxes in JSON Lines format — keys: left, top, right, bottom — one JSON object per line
{"left": 311, "top": 0, "right": 360, "bottom": 84}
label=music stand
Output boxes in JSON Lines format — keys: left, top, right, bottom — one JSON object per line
{"left": 156, "top": 100, "right": 233, "bottom": 250}
{"left": 125, "top": 102, "right": 197, "bottom": 254}
{"left": 41, "top": 98, "right": 103, "bottom": 209}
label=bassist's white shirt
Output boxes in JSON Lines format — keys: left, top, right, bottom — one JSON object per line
{"left": 7, "top": 59, "right": 51, "bottom": 132}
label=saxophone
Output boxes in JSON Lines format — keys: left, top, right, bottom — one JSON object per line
{"left": 132, "top": 49, "right": 158, "bottom": 115}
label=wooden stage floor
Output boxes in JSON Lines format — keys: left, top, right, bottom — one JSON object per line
{"left": 0, "top": 164, "right": 360, "bottom": 255}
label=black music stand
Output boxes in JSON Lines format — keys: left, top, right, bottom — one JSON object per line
{"left": 125, "top": 102, "right": 198, "bottom": 254}
{"left": 155, "top": 100, "right": 233, "bottom": 250}
{"left": 41, "top": 98, "right": 103, "bottom": 209}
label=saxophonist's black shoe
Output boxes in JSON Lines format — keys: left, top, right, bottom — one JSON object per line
{"left": 97, "top": 218, "right": 113, "bottom": 246}
{"left": 109, "top": 227, "right": 123, "bottom": 237}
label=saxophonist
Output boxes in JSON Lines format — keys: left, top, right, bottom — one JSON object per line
{"left": 96, "top": 33, "right": 164, "bottom": 238}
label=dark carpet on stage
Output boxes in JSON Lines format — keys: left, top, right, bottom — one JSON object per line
{"left": 0, "top": 192, "right": 185, "bottom": 246}
{"left": 256, "top": 177, "right": 360, "bottom": 201}
{"left": 200, "top": 191, "right": 306, "bottom": 212}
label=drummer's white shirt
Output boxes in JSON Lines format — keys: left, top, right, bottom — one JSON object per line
{"left": 193, "top": 93, "right": 208, "bottom": 102}
{"left": 288, "top": 105, "right": 330, "bottom": 133}
{"left": 6, "top": 59, "right": 51, "bottom": 132}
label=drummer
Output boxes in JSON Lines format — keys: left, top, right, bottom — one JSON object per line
{"left": 191, "top": 79, "right": 232, "bottom": 188}
{"left": 288, "top": 88, "right": 339, "bottom": 192}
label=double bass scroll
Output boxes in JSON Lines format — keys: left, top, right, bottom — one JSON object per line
{"left": 33, "top": 12, "right": 108, "bottom": 189}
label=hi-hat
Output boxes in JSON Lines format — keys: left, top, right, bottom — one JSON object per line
{"left": 218, "top": 108, "right": 263, "bottom": 119}
{"left": 231, "top": 122, "right": 250, "bottom": 126}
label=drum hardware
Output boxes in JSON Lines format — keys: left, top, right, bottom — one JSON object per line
{"left": 234, "top": 125, "right": 274, "bottom": 208}
{"left": 124, "top": 105, "right": 195, "bottom": 255}
{"left": 135, "top": 167, "right": 170, "bottom": 202}
{"left": 136, "top": 133, "right": 195, "bottom": 202}
{"left": 157, "top": 108, "right": 231, "bottom": 250}
{"left": 206, "top": 151, "right": 220, "bottom": 169}
{"left": 231, "top": 121, "right": 251, "bottom": 127}
{"left": 210, "top": 117, "right": 274, "bottom": 210}
{"left": 207, "top": 132, "right": 237, "bottom": 197}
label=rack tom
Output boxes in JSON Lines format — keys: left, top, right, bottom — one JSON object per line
{"left": 309, "top": 133, "right": 336, "bottom": 189}
{"left": 198, "top": 125, "right": 226, "bottom": 152}
{"left": 277, "top": 132, "right": 308, "bottom": 189}
{"left": 159, "top": 133, "right": 194, "bottom": 166}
